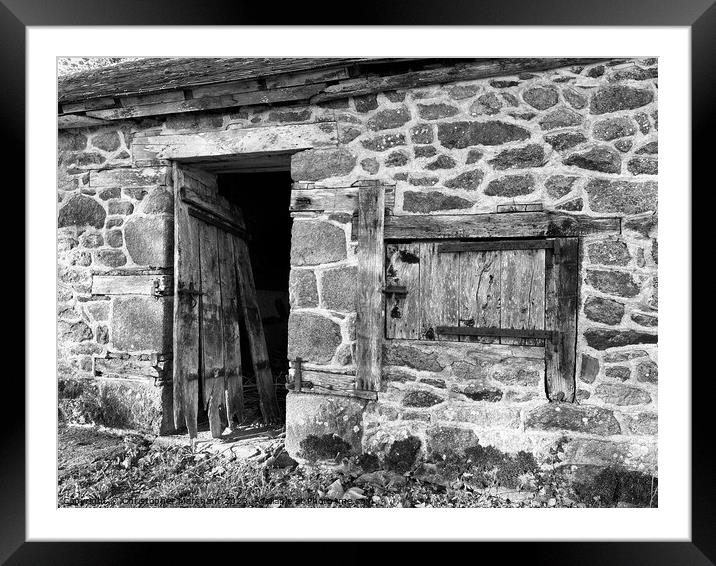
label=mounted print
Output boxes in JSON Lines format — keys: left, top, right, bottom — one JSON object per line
{"left": 56, "top": 56, "right": 658, "bottom": 508}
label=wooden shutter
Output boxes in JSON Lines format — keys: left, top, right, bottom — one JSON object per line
{"left": 383, "top": 236, "right": 579, "bottom": 402}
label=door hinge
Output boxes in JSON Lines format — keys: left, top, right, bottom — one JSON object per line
{"left": 152, "top": 275, "right": 173, "bottom": 297}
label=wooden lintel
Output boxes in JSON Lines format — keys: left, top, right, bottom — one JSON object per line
{"left": 383, "top": 212, "right": 620, "bottom": 241}
{"left": 132, "top": 123, "right": 338, "bottom": 162}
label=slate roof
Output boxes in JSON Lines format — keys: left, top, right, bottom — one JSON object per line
{"left": 58, "top": 57, "right": 399, "bottom": 103}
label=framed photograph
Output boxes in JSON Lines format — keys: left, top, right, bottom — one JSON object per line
{"left": 11, "top": 0, "right": 708, "bottom": 561}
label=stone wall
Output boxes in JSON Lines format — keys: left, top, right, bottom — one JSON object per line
{"left": 57, "top": 57, "right": 657, "bottom": 472}
{"left": 282, "top": 58, "right": 658, "bottom": 474}
{"left": 57, "top": 123, "right": 175, "bottom": 432}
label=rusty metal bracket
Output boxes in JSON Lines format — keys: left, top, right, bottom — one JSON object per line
{"left": 152, "top": 275, "right": 173, "bottom": 298}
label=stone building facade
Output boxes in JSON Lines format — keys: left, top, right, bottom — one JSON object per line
{"left": 57, "top": 57, "right": 658, "bottom": 475}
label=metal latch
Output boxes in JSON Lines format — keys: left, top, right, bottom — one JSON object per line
{"left": 152, "top": 275, "right": 173, "bottom": 298}
{"left": 382, "top": 285, "right": 408, "bottom": 296}
{"left": 177, "top": 281, "right": 203, "bottom": 307}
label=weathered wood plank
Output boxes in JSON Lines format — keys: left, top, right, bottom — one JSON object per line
{"left": 385, "top": 243, "right": 421, "bottom": 340}
{"left": 172, "top": 163, "right": 201, "bottom": 438}
{"left": 59, "top": 57, "right": 600, "bottom": 104}
{"left": 94, "top": 356, "right": 161, "bottom": 380}
{"left": 436, "top": 326, "right": 554, "bottom": 340}
{"left": 190, "top": 79, "right": 263, "bottom": 99}
{"left": 290, "top": 186, "right": 395, "bottom": 214}
{"left": 182, "top": 185, "right": 245, "bottom": 228}
{"left": 91, "top": 275, "right": 172, "bottom": 296}
{"left": 439, "top": 239, "right": 554, "bottom": 253}
{"left": 264, "top": 66, "right": 350, "bottom": 89}
{"left": 232, "top": 235, "right": 281, "bottom": 423}
{"left": 198, "top": 221, "right": 226, "bottom": 438}
{"left": 459, "top": 250, "right": 500, "bottom": 344}
{"left": 500, "top": 249, "right": 546, "bottom": 346}
{"left": 132, "top": 123, "right": 338, "bottom": 162}
{"left": 545, "top": 237, "right": 579, "bottom": 402}
{"left": 218, "top": 229, "right": 244, "bottom": 428}
{"left": 86, "top": 83, "right": 328, "bottom": 120}
{"left": 62, "top": 96, "right": 117, "bottom": 114}
{"left": 89, "top": 167, "right": 170, "bottom": 189}
{"left": 419, "top": 242, "right": 459, "bottom": 341}
{"left": 311, "top": 58, "right": 606, "bottom": 103}
{"left": 288, "top": 369, "right": 377, "bottom": 400}
{"left": 121, "top": 90, "right": 186, "bottom": 107}
{"left": 384, "top": 212, "right": 620, "bottom": 240}
{"left": 355, "top": 185, "right": 385, "bottom": 392}
{"left": 58, "top": 114, "right": 111, "bottom": 129}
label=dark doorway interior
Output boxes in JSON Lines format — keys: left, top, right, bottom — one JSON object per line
{"left": 217, "top": 170, "right": 293, "bottom": 422}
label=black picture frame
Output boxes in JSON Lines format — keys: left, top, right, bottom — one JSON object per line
{"left": 8, "top": 1, "right": 710, "bottom": 562}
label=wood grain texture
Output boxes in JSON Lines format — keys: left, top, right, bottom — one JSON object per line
{"left": 91, "top": 274, "right": 172, "bottom": 296}
{"left": 132, "top": 123, "right": 338, "bottom": 162}
{"left": 290, "top": 186, "right": 395, "bottom": 214}
{"left": 385, "top": 243, "right": 421, "bottom": 339}
{"left": 312, "top": 58, "right": 606, "bottom": 103}
{"left": 439, "top": 239, "right": 554, "bottom": 253}
{"left": 289, "top": 369, "right": 377, "bottom": 400}
{"left": 500, "top": 249, "right": 546, "bottom": 346}
{"left": 385, "top": 212, "right": 620, "bottom": 240}
{"left": 172, "top": 164, "right": 200, "bottom": 438}
{"left": 419, "top": 242, "right": 459, "bottom": 342}
{"left": 232, "top": 235, "right": 280, "bottom": 423}
{"left": 86, "top": 83, "right": 328, "bottom": 120}
{"left": 218, "top": 229, "right": 244, "bottom": 428}
{"left": 436, "top": 326, "right": 554, "bottom": 340}
{"left": 545, "top": 238, "right": 579, "bottom": 402}
{"left": 198, "top": 221, "right": 225, "bottom": 438}
{"left": 180, "top": 185, "right": 245, "bottom": 231}
{"left": 355, "top": 185, "right": 385, "bottom": 391}
{"left": 459, "top": 250, "right": 501, "bottom": 344}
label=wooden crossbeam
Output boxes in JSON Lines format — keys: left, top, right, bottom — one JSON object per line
{"left": 435, "top": 326, "right": 554, "bottom": 340}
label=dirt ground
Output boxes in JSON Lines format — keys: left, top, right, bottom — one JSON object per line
{"left": 57, "top": 423, "right": 656, "bottom": 508}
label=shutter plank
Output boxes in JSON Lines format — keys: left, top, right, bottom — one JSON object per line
{"left": 172, "top": 165, "right": 200, "bottom": 438}
{"left": 232, "top": 235, "right": 281, "bottom": 423}
{"left": 500, "top": 249, "right": 546, "bottom": 346}
{"left": 199, "top": 222, "right": 226, "bottom": 438}
{"left": 545, "top": 238, "right": 578, "bottom": 402}
{"left": 459, "top": 250, "right": 501, "bottom": 344}
{"left": 419, "top": 242, "right": 459, "bottom": 341}
{"left": 218, "top": 229, "right": 244, "bottom": 428}
{"left": 355, "top": 185, "right": 385, "bottom": 391}
{"left": 385, "top": 243, "right": 421, "bottom": 339}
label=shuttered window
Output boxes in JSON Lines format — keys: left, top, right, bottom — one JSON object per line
{"left": 384, "top": 237, "right": 579, "bottom": 401}
{"left": 385, "top": 240, "right": 554, "bottom": 344}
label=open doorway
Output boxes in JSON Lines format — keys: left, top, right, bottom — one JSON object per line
{"left": 173, "top": 159, "right": 293, "bottom": 439}
{"left": 216, "top": 170, "right": 293, "bottom": 423}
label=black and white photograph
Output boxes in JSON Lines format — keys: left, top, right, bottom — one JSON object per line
{"left": 55, "top": 55, "right": 660, "bottom": 509}
{"left": 9, "top": 7, "right": 706, "bottom": 558}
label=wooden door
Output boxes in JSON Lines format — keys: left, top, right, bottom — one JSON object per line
{"left": 173, "top": 164, "right": 278, "bottom": 439}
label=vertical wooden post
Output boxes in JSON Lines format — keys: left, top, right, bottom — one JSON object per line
{"left": 355, "top": 183, "right": 385, "bottom": 392}
{"left": 545, "top": 237, "right": 579, "bottom": 402}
